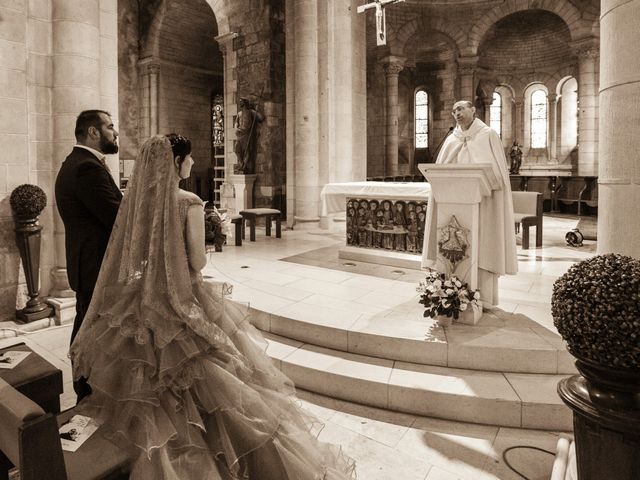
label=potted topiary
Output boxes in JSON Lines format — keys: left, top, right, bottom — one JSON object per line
{"left": 9, "top": 184, "right": 54, "bottom": 322}
{"left": 553, "top": 253, "right": 640, "bottom": 479}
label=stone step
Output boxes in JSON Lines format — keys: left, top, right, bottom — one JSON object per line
{"left": 264, "top": 332, "right": 573, "bottom": 431}
{"left": 245, "top": 302, "right": 576, "bottom": 375}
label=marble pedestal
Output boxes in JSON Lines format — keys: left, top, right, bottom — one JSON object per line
{"left": 227, "top": 174, "right": 257, "bottom": 214}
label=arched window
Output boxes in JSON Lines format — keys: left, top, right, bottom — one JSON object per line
{"left": 530, "top": 89, "right": 547, "bottom": 148}
{"left": 489, "top": 91, "right": 502, "bottom": 137}
{"left": 415, "top": 90, "right": 429, "bottom": 149}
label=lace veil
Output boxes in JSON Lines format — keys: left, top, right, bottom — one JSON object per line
{"left": 70, "top": 135, "right": 202, "bottom": 372}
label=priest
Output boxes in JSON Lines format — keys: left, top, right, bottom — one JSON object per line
{"left": 421, "top": 100, "right": 518, "bottom": 306}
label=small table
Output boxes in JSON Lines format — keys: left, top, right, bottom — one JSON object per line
{"left": 239, "top": 208, "right": 282, "bottom": 242}
{"left": 0, "top": 342, "right": 63, "bottom": 413}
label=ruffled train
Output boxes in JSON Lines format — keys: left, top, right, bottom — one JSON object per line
{"left": 73, "top": 277, "right": 356, "bottom": 479}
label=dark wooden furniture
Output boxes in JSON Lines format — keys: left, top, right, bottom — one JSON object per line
{"left": 0, "top": 342, "right": 63, "bottom": 414}
{"left": 239, "top": 208, "right": 282, "bottom": 242}
{"left": 229, "top": 214, "right": 243, "bottom": 246}
{"left": 512, "top": 192, "right": 543, "bottom": 249}
{"left": 0, "top": 377, "right": 131, "bottom": 480}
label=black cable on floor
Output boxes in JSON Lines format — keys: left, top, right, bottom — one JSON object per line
{"left": 502, "top": 445, "right": 556, "bottom": 480}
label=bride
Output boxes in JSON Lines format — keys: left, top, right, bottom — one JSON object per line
{"left": 70, "top": 134, "right": 356, "bottom": 479}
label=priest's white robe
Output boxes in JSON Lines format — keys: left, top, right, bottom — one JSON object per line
{"left": 421, "top": 118, "right": 518, "bottom": 276}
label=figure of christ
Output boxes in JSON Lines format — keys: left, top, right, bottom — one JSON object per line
{"left": 393, "top": 201, "right": 407, "bottom": 251}
{"left": 356, "top": 0, "right": 405, "bottom": 46}
{"left": 381, "top": 200, "right": 394, "bottom": 249}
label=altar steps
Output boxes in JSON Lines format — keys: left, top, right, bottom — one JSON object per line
{"left": 263, "top": 331, "right": 573, "bottom": 431}
{"left": 246, "top": 303, "right": 576, "bottom": 375}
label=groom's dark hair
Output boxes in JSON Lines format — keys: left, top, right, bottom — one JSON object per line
{"left": 75, "top": 110, "right": 111, "bottom": 141}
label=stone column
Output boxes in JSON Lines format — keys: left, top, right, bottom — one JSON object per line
{"left": 214, "top": 32, "right": 238, "bottom": 211}
{"left": 482, "top": 97, "right": 492, "bottom": 125}
{"left": 572, "top": 38, "right": 599, "bottom": 176}
{"left": 547, "top": 93, "right": 558, "bottom": 163}
{"left": 138, "top": 60, "right": 160, "bottom": 137}
{"left": 381, "top": 56, "right": 405, "bottom": 177}
{"left": 291, "top": 0, "right": 321, "bottom": 228}
{"left": 457, "top": 56, "right": 478, "bottom": 103}
{"left": 514, "top": 100, "right": 524, "bottom": 146}
{"left": 598, "top": 2, "right": 640, "bottom": 258}
{"left": 50, "top": 0, "right": 103, "bottom": 298}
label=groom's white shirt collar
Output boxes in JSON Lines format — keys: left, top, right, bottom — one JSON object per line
{"left": 75, "top": 144, "right": 106, "bottom": 163}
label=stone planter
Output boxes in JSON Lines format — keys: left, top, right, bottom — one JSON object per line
{"left": 14, "top": 215, "right": 53, "bottom": 322}
{"left": 573, "top": 354, "right": 640, "bottom": 410}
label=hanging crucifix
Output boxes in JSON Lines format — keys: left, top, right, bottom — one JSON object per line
{"left": 357, "top": 0, "right": 404, "bottom": 46}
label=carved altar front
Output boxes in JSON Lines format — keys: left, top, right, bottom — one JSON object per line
{"left": 320, "top": 181, "right": 431, "bottom": 269}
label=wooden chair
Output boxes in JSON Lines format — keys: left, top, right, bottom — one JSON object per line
{"left": 239, "top": 208, "right": 282, "bottom": 242}
{"left": 512, "top": 191, "right": 543, "bottom": 249}
{"left": 0, "top": 378, "right": 131, "bottom": 480}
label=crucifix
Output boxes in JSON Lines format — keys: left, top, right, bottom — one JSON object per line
{"left": 357, "top": 0, "right": 404, "bottom": 46}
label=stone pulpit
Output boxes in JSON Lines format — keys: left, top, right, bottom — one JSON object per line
{"left": 419, "top": 163, "right": 503, "bottom": 319}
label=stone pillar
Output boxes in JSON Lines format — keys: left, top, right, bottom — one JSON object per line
{"left": 50, "top": 0, "right": 102, "bottom": 297}
{"left": 139, "top": 60, "right": 160, "bottom": 138}
{"left": 598, "top": 2, "right": 640, "bottom": 258}
{"left": 548, "top": 93, "right": 558, "bottom": 163}
{"left": 482, "top": 97, "right": 492, "bottom": 125}
{"left": 215, "top": 32, "right": 238, "bottom": 211}
{"left": 457, "top": 56, "right": 478, "bottom": 103}
{"left": 572, "top": 38, "right": 599, "bottom": 176}
{"left": 381, "top": 56, "right": 405, "bottom": 177}
{"left": 514, "top": 100, "right": 524, "bottom": 146}
{"left": 291, "top": 0, "right": 321, "bottom": 228}
{"left": 50, "top": 0, "right": 119, "bottom": 302}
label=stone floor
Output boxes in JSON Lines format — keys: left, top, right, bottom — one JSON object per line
{"left": 1, "top": 214, "right": 593, "bottom": 479}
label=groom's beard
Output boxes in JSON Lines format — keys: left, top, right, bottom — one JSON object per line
{"left": 99, "top": 132, "right": 119, "bottom": 154}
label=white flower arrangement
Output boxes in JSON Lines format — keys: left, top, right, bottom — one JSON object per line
{"left": 417, "top": 270, "right": 480, "bottom": 321}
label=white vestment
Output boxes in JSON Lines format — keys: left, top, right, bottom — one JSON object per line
{"left": 421, "top": 118, "right": 518, "bottom": 276}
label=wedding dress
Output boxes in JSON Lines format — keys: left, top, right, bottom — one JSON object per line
{"left": 70, "top": 135, "right": 356, "bottom": 479}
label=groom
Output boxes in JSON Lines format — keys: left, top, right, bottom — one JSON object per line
{"left": 55, "top": 110, "right": 122, "bottom": 402}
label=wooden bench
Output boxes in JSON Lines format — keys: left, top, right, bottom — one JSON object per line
{"left": 239, "top": 208, "right": 282, "bottom": 242}
{"left": 0, "top": 343, "right": 63, "bottom": 414}
{"left": 0, "top": 377, "right": 131, "bottom": 480}
{"left": 512, "top": 191, "right": 543, "bottom": 249}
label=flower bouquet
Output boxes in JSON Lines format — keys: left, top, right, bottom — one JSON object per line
{"left": 417, "top": 270, "right": 481, "bottom": 327}
{"left": 204, "top": 206, "right": 232, "bottom": 252}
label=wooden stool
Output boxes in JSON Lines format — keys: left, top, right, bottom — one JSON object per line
{"left": 229, "top": 214, "right": 243, "bottom": 246}
{"left": 239, "top": 208, "right": 282, "bottom": 242}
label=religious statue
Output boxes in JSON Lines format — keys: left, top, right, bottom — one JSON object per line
{"left": 234, "top": 96, "right": 264, "bottom": 175}
{"left": 509, "top": 141, "right": 523, "bottom": 175}
{"left": 356, "top": 0, "right": 405, "bottom": 46}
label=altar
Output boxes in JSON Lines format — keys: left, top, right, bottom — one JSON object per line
{"left": 320, "top": 181, "right": 431, "bottom": 269}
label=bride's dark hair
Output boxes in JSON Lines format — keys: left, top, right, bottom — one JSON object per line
{"left": 166, "top": 133, "right": 192, "bottom": 166}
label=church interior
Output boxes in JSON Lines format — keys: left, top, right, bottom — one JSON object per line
{"left": 1, "top": 0, "right": 639, "bottom": 479}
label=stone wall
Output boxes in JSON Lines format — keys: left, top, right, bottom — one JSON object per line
{"left": 228, "top": 0, "right": 286, "bottom": 211}
{"left": 365, "top": 0, "right": 598, "bottom": 175}
{"left": 0, "top": 0, "right": 53, "bottom": 321}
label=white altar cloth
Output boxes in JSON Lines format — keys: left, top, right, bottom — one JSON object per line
{"left": 320, "top": 181, "right": 431, "bottom": 216}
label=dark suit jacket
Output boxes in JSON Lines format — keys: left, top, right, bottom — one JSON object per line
{"left": 55, "top": 147, "right": 122, "bottom": 293}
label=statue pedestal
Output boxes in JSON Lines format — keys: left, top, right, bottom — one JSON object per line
{"left": 227, "top": 174, "right": 257, "bottom": 214}
{"left": 419, "top": 163, "right": 503, "bottom": 312}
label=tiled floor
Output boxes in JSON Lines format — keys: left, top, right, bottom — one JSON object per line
{"left": 0, "top": 214, "right": 592, "bottom": 479}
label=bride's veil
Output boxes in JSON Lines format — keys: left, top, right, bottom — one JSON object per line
{"left": 70, "top": 135, "right": 201, "bottom": 376}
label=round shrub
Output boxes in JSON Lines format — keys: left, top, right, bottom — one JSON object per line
{"left": 552, "top": 253, "right": 640, "bottom": 369}
{"left": 9, "top": 184, "right": 47, "bottom": 218}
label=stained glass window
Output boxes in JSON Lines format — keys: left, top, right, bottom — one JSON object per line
{"left": 531, "top": 89, "right": 547, "bottom": 148}
{"left": 489, "top": 91, "right": 502, "bottom": 137}
{"left": 415, "top": 90, "right": 429, "bottom": 149}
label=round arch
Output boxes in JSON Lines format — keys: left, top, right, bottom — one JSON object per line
{"left": 467, "top": 0, "right": 585, "bottom": 55}
{"left": 392, "top": 16, "right": 466, "bottom": 57}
